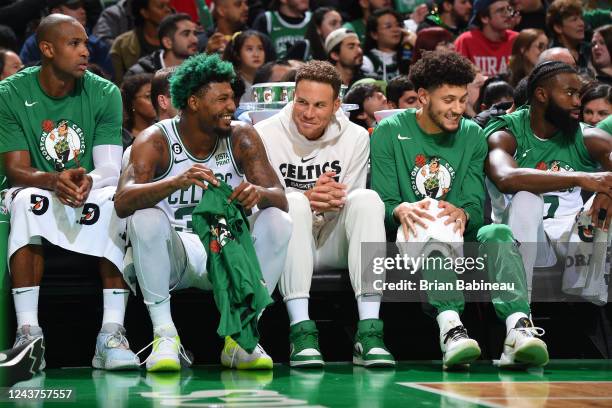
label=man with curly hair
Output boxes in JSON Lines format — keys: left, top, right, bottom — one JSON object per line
{"left": 371, "top": 51, "right": 548, "bottom": 369}
{"left": 114, "top": 53, "right": 292, "bottom": 371}
{"left": 255, "top": 60, "right": 395, "bottom": 368}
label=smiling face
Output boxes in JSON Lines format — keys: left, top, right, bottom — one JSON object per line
{"left": 421, "top": 84, "right": 469, "bottom": 133}
{"left": 190, "top": 82, "right": 236, "bottom": 136}
{"left": 291, "top": 79, "right": 340, "bottom": 140}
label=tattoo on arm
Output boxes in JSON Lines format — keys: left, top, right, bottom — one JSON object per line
{"left": 231, "top": 123, "right": 288, "bottom": 211}
{"left": 232, "top": 124, "right": 282, "bottom": 188}
{"left": 115, "top": 130, "right": 176, "bottom": 217}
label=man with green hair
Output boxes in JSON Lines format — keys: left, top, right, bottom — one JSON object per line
{"left": 115, "top": 53, "right": 292, "bottom": 371}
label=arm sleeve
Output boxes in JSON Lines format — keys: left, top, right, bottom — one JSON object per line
{"left": 342, "top": 130, "right": 369, "bottom": 193}
{"left": 370, "top": 122, "right": 401, "bottom": 231}
{"left": 90, "top": 144, "right": 122, "bottom": 189}
{"left": 0, "top": 89, "right": 28, "bottom": 153}
{"left": 93, "top": 83, "right": 123, "bottom": 147}
{"left": 456, "top": 131, "right": 487, "bottom": 237}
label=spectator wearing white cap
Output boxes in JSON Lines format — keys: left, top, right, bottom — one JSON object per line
{"left": 326, "top": 27, "right": 372, "bottom": 87}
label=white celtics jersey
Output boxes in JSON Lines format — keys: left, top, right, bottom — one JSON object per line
{"left": 154, "top": 118, "right": 243, "bottom": 232}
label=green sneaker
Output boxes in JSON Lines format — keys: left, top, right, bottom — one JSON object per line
{"left": 289, "top": 320, "right": 324, "bottom": 368}
{"left": 353, "top": 319, "right": 395, "bottom": 368}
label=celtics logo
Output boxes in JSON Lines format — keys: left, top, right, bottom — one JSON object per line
{"left": 411, "top": 154, "right": 455, "bottom": 199}
{"left": 39, "top": 119, "right": 85, "bottom": 171}
{"left": 536, "top": 160, "right": 575, "bottom": 192}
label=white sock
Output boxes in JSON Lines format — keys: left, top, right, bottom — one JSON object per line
{"left": 436, "top": 310, "right": 461, "bottom": 333}
{"left": 146, "top": 296, "right": 176, "bottom": 333}
{"left": 505, "top": 312, "right": 529, "bottom": 334}
{"left": 286, "top": 298, "right": 309, "bottom": 326}
{"left": 12, "top": 286, "right": 40, "bottom": 328}
{"left": 357, "top": 295, "right": 381, "bottom": 320}
{"left": 102, "top": 288, "right": 129, "bottom": 326}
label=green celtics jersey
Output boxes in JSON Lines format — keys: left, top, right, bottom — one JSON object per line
{"left": 370, "top": 109, "right": 488, "bottom": 237}
{"left": 597, "top": 114, "right": 612, "bottom": 135}
{"left": 265, "top": 11, "right": 311, "bottom": 59}
{"left": 484, "top": 107, "right": 598, "bottom": 221}
{"left": 343, "top": 19, "right": 366, "bottom": 45}
{"left": 0, "top": 66, "right": 122, "bottom": 174}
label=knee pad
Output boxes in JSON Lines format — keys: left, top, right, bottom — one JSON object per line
{"left": 128, "top": 208, "right": 171, "bottom": 242}
{"left": 256, "top": 207, "right": 293, "bottom": 246}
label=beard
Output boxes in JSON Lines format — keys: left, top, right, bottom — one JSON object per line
{"left": 427, "top": 104, "right": 461, "bottom": 133}
{"left": 197, "top": 111, "right": 234, "bottom": 138}
{"left": 213, "top": 126, "right": 232, "bottom": 138}
{"left": 544, "top": 99, "right": 579, "bottom": 140}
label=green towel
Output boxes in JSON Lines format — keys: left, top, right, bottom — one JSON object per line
{"left": 191, "top": 181, "right": 273, "bottom": 353}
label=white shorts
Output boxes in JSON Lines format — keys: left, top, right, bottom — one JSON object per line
{"left": 4, "top": 186, "right": 126, "bottom": 272}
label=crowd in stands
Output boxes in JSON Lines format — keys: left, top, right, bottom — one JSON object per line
{"left": 0, "top": 0, "right": 610, "bottom": 143}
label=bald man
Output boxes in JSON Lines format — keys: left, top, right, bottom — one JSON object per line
{"left": 0, "top": 14, "right": 139, "bottom": 371}
{"left": 537, "top": 47, "right": 577, "bottom": 68}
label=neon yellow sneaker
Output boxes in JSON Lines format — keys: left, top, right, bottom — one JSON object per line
{"left": 220, "top": 336, "right": 273, "bottom": 370}
{"left": 138, "top": 326, "right": 191, "bottom": 372}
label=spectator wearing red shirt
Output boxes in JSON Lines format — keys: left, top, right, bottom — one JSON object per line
{"left": 454, "top": 0, "right": 518, "bottom": 77}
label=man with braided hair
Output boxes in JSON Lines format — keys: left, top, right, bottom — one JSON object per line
{"left": 486, "top": 61, "right": 612, "bottom": 305}
{"left": 115, "top": 53, "right": 292, "bottom": 371}
{"left": 371, "top": 51, "right": 548, "bottom": 369}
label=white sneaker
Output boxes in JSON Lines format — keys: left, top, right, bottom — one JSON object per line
{"left": 439, "top": 320, "right": 481, "bottom": 369}
{"left": 14, "top": 325, "right": 45, "bottom": 371}
{"left": 137, "top": 326, "right": 191, "bottom": 372}
{"left": 497, "top": 317, "right": 548, "bottom": 368}
{"left": 220, "top": 337, "right": 273, "bottom": 370}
